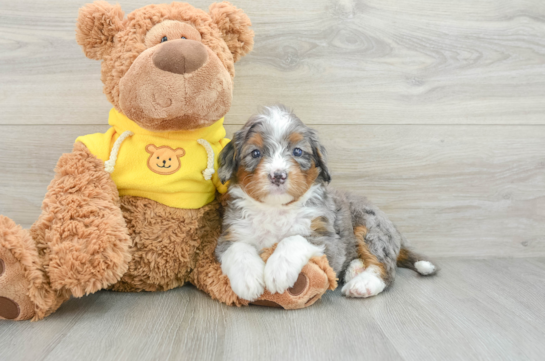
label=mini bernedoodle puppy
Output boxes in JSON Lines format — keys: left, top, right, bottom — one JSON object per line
{"left": 216, "top": 105, "right": 437, "bottom": 302}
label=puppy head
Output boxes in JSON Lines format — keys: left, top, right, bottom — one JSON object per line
{"left": 219, "top": 105, "right": 331, "bottom": 205}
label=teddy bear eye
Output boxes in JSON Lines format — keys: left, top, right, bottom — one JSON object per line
{"left": 181, "top": 36, "right": 187, "bottom": 39}
{"left": 157, "top": 156, "right": 160, "bottom": 159}
{"left": 161, "top": 36, "right": 168, "bottom": 43}
{"left": 169, "top": 158, "right": 171, "bottom": 161}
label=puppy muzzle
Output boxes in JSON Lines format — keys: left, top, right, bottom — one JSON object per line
{"left": 269, "top": 171, "right": 288, "bottom": 186}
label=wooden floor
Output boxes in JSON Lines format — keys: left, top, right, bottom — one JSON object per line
{"left": 1, "top": 0, "right": 544, "bottom": 360}
{"left": 0, "top": 258, "right": 543, "bottom": 361}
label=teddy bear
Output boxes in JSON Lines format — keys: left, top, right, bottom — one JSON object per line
{"left": 0, "top": 1, "right": 337, "bottom": 321}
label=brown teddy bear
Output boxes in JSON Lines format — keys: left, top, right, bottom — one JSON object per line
{"left": 0, "top": 1, "right": 337, "bottom": 321}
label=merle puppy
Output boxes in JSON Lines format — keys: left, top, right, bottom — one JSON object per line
{"left": 215, "top": 105, "right": 437, "bottom": 301}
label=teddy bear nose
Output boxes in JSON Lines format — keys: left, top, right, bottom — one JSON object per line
{"left": 152, "top": 39, "right": 208, "bottom": 75}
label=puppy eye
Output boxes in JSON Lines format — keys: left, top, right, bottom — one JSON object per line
{"left": 251, "top": 149, "right": 261, "bottom": 159}
{"left": 161, "top": 36, "right": 168, "bottom": 43}
{"left": 293, "top": 148, "right": 303, "bottom": 157}
{"left": 181, "top": 36, "right": 187, "bottom": 39}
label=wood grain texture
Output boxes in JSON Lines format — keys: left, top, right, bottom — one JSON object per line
{"left": 1, "top": 0, "right": 545, "bottom": 125}
{"left": 0, "top": 0, "right": 543, "bottom": 255}
{"left": 1, "top": 259, "right": 544, "bottom": 361}
{"left": 0, "top": 124, "right": 543, "bottom": 258}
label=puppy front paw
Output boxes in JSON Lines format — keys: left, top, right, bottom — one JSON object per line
{"left": 226, "top": 254, "right": 265, "bottom": 301}
{"left": 230, "top": 271, "right": 265, "bottom": 302}
{"left": 264, "top": 235, "right": 324, "bottom": 294}
{"left": 264, "top": 256, "right": 303, "bottom": 295}
{"left": 221, "top": 243, "right": 266, "bottom": 302}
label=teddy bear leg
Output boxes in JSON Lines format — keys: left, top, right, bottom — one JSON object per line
{"left": 0, "top": 141, "right": 127, "bottom": 320}
{"left": 0, "top": 217, "right": 36, "bottom": 321}
{"left": 29, "top": 142, "right": 132, "bottom": 298}
{"left": 251, "top": 248, "right": 338, "bottom": 310}
{"left": 0, "top": 216, "right": 67, "bottom": 321}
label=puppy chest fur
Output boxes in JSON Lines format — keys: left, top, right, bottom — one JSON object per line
{"left": 224, "top": 186, "right": 323, "bottom": 250}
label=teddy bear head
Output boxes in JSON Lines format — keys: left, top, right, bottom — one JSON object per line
{"left": 76, "top": 1, "right": 254, "bottom": 131}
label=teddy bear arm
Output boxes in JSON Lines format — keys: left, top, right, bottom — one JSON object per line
{"left": 188, "top": 214, "right": 249, "bottom": 307}
{"left": 191, "top": 252, "right": 249, "bottom": 307}
{"left": 29, "top": 142, "right": 132, "bottom": 297}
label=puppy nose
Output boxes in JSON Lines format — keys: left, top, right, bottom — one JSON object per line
{"left": 163, "top": 160, "right": 166, "bottom": 164}
{"left": 152, "top": 39, "right": 208, "bottom": 75}
{"left": 270, "top": 171, "right": 288, "bottom": 185}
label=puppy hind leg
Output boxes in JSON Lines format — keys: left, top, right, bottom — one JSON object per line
{"left": 342, "top": 226, "right": 389, "bottom": 298}
{"left": 344, "top": 259, "right": 365, "bottom": 283}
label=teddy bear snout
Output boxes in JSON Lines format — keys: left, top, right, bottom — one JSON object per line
{"left": 152, "top": 39, "right": 209, "bottom": 75}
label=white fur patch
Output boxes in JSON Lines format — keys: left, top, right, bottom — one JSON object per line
{"left": 415, "top": 260, "right": 436, "bottom": 275}
{"left": 220, "top": 242, "right": 265, "bottom": 301}
{"left": 342, "top": 265, "right": 386, "bottom": 298}
{"left": 228, "top": 185, "right": 323, "bottom": 250}
{"left": 263, "top": 105, "right": 292, "bottom": 139}
{"left": 264, "top": 235, "right": 324, "bottom": 294}
{"left": 344, "top": 259, "right": 365, "bottom": 283}
{"left": 261, "top": 193, "right": 294, "bottom": 206}
{"left": 265, "top": 150, "right": 290, "bottom": 178}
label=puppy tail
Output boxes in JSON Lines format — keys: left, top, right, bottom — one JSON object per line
{"left": 397, "top": 248, "right": 438, "bottom": 276}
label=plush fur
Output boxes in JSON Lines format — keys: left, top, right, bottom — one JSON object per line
{"left": 30, "top": 142, "right": 131, "bottom": 298}
{"left": 216, "top": 106, "right": 438, "bottom": 301}
{"left": 0, "top": 2, "right": 333, "bottom": 321}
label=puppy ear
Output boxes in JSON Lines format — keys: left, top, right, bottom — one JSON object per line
{"left": 310, "top": 134, "right": 331, "bottom": 184}
{"left": 218, "top": 140, "right": 238, "bottom": 184}
{"left": 76, "top": 1, "right": 125, "bottom": 60}
{"left": 209, "top": 2, "right": 254, "bottom": 62}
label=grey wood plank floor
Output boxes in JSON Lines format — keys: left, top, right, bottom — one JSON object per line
{"left": 1, "top": 258, "right": 543, "bottom": 361}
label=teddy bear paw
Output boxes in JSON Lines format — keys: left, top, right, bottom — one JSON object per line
{"left": 251, "top": 255, "right": 337, "bottom": 310}
{"left": 0, "top": 217, "right": 36, "bottom": 321}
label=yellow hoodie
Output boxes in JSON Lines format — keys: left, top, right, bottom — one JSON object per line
{"left": 76, "top": 108, "right": 229, "bottom": 209}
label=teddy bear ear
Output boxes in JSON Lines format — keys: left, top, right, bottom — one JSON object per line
{"left": 76, "top": 1, "right": 125, "bottom": 60}
{"left": 209, "top": 2, "right": 254, "bottom": 62}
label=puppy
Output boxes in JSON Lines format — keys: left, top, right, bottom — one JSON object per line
{"left": 216, "top": 105, "right": 437, "bottom": 301}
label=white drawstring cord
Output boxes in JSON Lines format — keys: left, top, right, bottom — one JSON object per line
{"left": 104, "top": 130, "right": 134, "bottom": 173}
{"left": 197, "top": 139, "right": 215, "bottom": 180}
